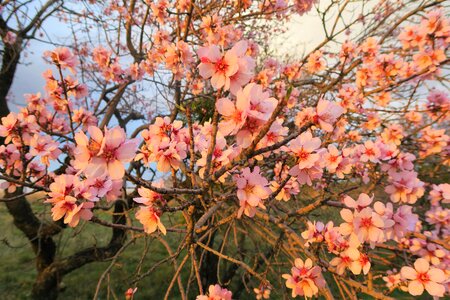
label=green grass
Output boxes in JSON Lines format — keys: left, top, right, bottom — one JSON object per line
{"left": 0, "top": 199, "right": 192, "bottom": 300}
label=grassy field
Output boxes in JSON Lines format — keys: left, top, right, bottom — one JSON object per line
{"left": 0, "top": 197, "right": 194, "bottom": 300}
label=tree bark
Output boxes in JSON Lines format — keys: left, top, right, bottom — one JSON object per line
{"left": 4, "top": 189, "right": 60, "bottom": 299}
{"left": 0, "top": 38, "right": 21, "bottom": 119}
{"left": 30, "top": 200, "right": 128, "bottom": 299}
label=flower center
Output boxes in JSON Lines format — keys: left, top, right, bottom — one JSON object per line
{"left": 360, "top": 217, "right": 373, "bottom": 228}
{"left": 417, "top": 272, "right": 429, "bottom": 283}
{"left": 298, "top": 149, "right": 310, "bottom": 161}
{"left": 102, "top": 147, "right": 116, "bottom": 162}
{"left": 215, "top": 58, "right": 228, "bottom": 73}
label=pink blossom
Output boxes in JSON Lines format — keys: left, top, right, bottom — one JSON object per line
{"left": 383, "top": 270, "right": 403, "bottom": 289}
{"left": 245, "top": 83, "right": 278, "bottom": 122}
{"left": 425, "top": 207, "right": 449, "bottom": 232}
{"left": 417, "top": 243, "right": 447, "bottom": 266}
{"left": 419, "top": 128, "right": 449, "bottom": 158}
{"left": 29, "top": 134, "right": 61, "bottom": 166}
{"left": 313, "top": 99, "right": 344, "bottom": 132}
{"left": 84, "top": 175, "right": 114, "bottom": 201}
{"left": 359, "top": 140, "right": 381, "bottom": 163}
{"left": 382, "top": 152, "right": 415, "bottom": 172}
{"left": 270, "top": 177, "right": 299, "bottom": 202}
{"left": 253, "top": 283, "right": 271, "bottom": 300}
{"left": 216, "top": 96, "right": 248, "bottom": 136}
{"left": 44, "top": 47, "right": 78, "bottom": 73}
{"left": 258, "top": 118, "right": 288, "bottom": 149}
{"left": 293, "top": 0, "right": 316, "bottom": 15}
{"left": 151, "top": 140, "right": 187, "bottom": 172}
{"left": 401, "top": 258, "right": 446, "bottom": 297}
{"left": 196, "top": 284, "right": 232, "bottom": 300}
{"left": 330, "top": 233, "right": 362, "bottom": 275}
{"left": 46, "top": 175, "right": 93, "bottom": 227}
{"left": 198, "top": 41, "right": 254, "bottom": 93}
{"left": 307, "top": 50, "right": 326, "bottom": 73}
{"left": 374, "top": 202, "right": 417, "bottom": 241}
{"left": 288, "top": 130, "right": 321, "bottom": 170}
{"left": 231, "top": 83, "right": 278, "bottom": 147}
{"left": 381, "top": 124, "right": 404, "bottom": 146}
{"left": 289, "top": 161, "right": 323, "bottom": 186}
{"left": 426, "top": 89, "right": 450, "bottom": 112}
{"left": 74, "top": 126, "right": 138, "bottom": 180}
{"left": 134, "top": 186, "right": 164, "bottom": 206}
{"left": 0, "top": 112, "right": 37, "bottom": 145}
{"left": 92, "top": 46, "right": 112, "bottom": 68}
{"left": 282, "top": 258, "right": 325, "bottom": 298}
{"left": 344, "top": 193, "right": 373, "bottom": 211}
{"left": 352, "top": 207, "right": 385, "bottom": 244}
{"left": 136, "top": 117, "right": 188, "bottom": 173}
{"left": 135, "top": 206, "right": 166, "bottom": 235}
{"left": 324, "top": 145, "right": 342, "bottom": 173}
{"left": 429, "top": 183, "right": 450, "bottom": 206}
{"left": 385, "top": 170, "right": 425, "bottom": 204}
{"left": 301, "top": 221, "right": 326, "bottom": 246}
{"left": 125, "top": 287, "right": 137, "bottom": 300}
{"left": 234, "top": 166, "right": 270, "bottom": 218}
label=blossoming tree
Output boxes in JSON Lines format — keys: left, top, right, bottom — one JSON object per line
{"left": 0, "top": 0, "right": 449, "bottom": 299}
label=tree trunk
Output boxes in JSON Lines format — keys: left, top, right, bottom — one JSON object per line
{"left": 28, "top": 200, "right": 128, "bottom": 299}
{"left": 0, "top": 39, "right": 21, "bottom": 117}
{"left": 4, "top": 189, "right": 60, "bottom": 299}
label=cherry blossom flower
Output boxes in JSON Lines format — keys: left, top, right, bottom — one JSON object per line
{"left": 313, "top": 99, "right": 344, "bottom": 132}
{"left": 416, "top": 243, "right": 447, "bottom": 266}
{"left": 44, "top": 47, "right": 78, "bottom": 73}
{"left": 46, "top": 175, "right": 94, "bottom": 227}
{"left": 429, "top": 183, "right": 450, "bottom": 206}
{"left": 352, "top": 207, "right": 385, "bottom": 244}
{"left": 385, "top": 170, "right": 425, "bottom": 204}
{"left": 134, "top": 186, "right": 164, "bottom": 206}
{"left": 136, "top": 117, "right": 188, "bottom": 173}
{"left": 307, "top": 50, "right": 326, "bottom": 73}
{"left": 74, "top": 126, "right": 138, "bottom": 180}
{"left": 198, "top": 41, "right": 254, "bottom": 93}
{"left": 234, "top": 166, "right": 270, "bottom": 218}
{"left": 293, "top": 0, "right": 316, "bottom": 15}
{"left": 282, "top": 258, "right": 325, "bottom": 298}
{"left": 374, "top": 202, "right": 417, "bottom": 241}
{"left": 330, "top": 233, "right": 362, "bottom": 275}
{"left": 288, "top": 130, "right": 321, "bottom": 170}
{"left": 83, "top": 175, "right": 114, "bottom": 201}
{"left": 196, "top": 284, "right": 232, "bottom": 300}
{"left": 383, "top": 270, "right": 404, "bottom": 289}
{"left": 340, "top": 205, "right": 385, "bottom": 245}
{"left": 323, "top": 145, "right": 342, "bottom": 173}
{"left": 254, "top": 283, "right": 271, "bottom": 299}
{"left": 425, "top": 207, "right": 449, "bottom": 232}
{"left": 135, "top": 206, "right": 166, "bottom": 235}
{"left": 343, "top": 193, "right": 373, "bottom": 211}
{"left": 0, "top": 112, "right": 37, "bottom": 145}
{"left": 359, "top": 140, "right": 381, "bottom": 163}
{"left": 216, "top": 96, "right": 249, "bottom": 136}
{"left": 301, "top": 221, "right": 326, "bottom": 246}
{"left": 401, "top": 258, "right": 446, "bottom": 297}
{"left": 29, "top": 134, "right": 61, "bottom": 166}
{"left": 419, "top": 128, "right": 449, "bottom": 158}
{"left": 270, "top": 177, "right": 299, "bottom": 202}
